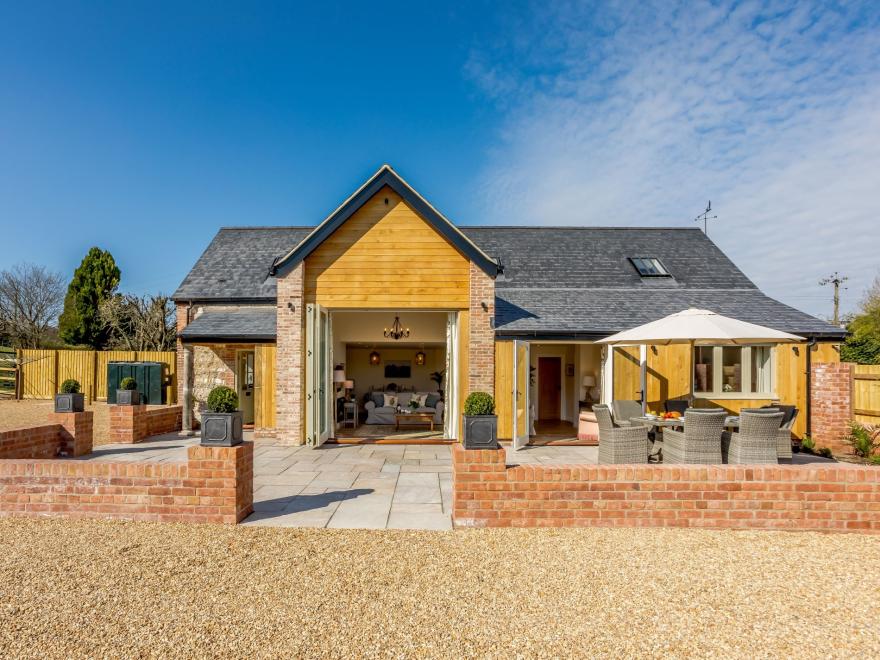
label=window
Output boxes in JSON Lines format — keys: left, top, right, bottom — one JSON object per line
{"left": 693, "top": 346, "right": 775, "bottom": 397}
{"left": 629, "top": 257, "right": 670, "bottom": 277}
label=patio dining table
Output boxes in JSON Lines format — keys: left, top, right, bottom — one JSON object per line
{"left": 630, "top": 415, "right": 740, "bottom": 460}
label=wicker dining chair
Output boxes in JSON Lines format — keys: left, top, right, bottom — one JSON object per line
{"left": 664, "top": 399, "right": 689, "bottom": 415}
{"left": 594, "top": 404, "right": 649, "bottom": 464}
{"left": 662, "top": 408, "right": 727, "bottom": 464}
{"left": 758, "top": 404, "right": 798, "bottom": 461}
{"left": 723, "top": 410, "right": 784, "bottom": 464}
{"left": 611, "top": 400, "right": 643, "bottom": 427}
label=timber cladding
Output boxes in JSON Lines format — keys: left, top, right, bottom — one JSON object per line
{"left": 304, "top": 187, "right": 470, "bottom": 309}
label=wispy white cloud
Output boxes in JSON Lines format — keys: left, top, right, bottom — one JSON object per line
{"left": 467, "top": 0, "right": 880, "bottom": 317}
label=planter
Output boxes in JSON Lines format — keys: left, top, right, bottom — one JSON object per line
{"left": 201, "top": 411, "right": 243, "bottom": 447}
{"left": 54, "top": 393, "right": 85, "bottom": 413}
{"left": 116, "top": 389, "right": 141, "bottom": 406}
{"left": 462, "top": 414, "right": 498, "bottom": 450}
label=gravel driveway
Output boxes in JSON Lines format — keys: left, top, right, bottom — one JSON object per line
{"left": 1, "top": 518, "right": 878, "bottom": 658}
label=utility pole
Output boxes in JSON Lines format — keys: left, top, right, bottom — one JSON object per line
{"left": 819, "top": 272, "right": 848, "bottom": 326}
{"left": 693, "top": 201, "right": 718, "bottom": 235}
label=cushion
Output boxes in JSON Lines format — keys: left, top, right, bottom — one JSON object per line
{"left": 383, "top": 393, "right": 398, "bottom": 408}
{"left": 411, "top": 393, "right": 428, "bottom": 408}
{"left": 425, "top": 393, "right": 441, "bottom": 408}
{"left": 370, "top": 392, "right": 385, "bottom": 407}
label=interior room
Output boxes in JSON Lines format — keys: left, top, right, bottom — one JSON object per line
{"left": 528, "top": 342, "right": 603, "bottom": 443}
{"left": 331, "top": 311, "right": 449, "bottom": 440}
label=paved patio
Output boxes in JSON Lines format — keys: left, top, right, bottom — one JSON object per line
{"left": 74, "top": 434, "right": 835, "bottom": 529}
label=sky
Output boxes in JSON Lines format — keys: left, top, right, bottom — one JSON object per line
{"left": 1, "top": 0, "right": 878, "bottom": 319}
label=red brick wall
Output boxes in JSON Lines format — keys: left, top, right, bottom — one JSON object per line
{"left": 175, "top": 302, "right": 190, "bottom": 406}
{"left": 275, "top": 262, "right": 305, "bottom": 445}
{"left": 468, "top": 262, "right": 495, "bottom": 396}
{"left": 811, "top": 362, "right": 854, "bottom": 456}
{"left": 452, "top": 445, "right": 880, "bottom": 533}
{"left": 109, "top": 405, "right": 183, "bottom": 444}
{"left": 0, "top": 413, "right": 93, "bottom": 459}
{"left": 0, "top": 442, "right": 253, "bottom": 524}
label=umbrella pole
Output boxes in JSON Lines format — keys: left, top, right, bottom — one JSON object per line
{"left": 688, "top": 339, "right": 695, "bottom": 409}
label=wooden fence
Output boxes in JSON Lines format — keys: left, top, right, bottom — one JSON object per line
{"left": 0, "top": 347, "right": 15, "bottom": 397}
{"left": 15, "top": 349, "right": 176, "bottom": 404}
{"left": 854, "top": 364, "right": 880, "bottom": 426}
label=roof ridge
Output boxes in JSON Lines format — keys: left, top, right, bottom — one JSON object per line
{"left": 219, "top": 226, "right": 314, "bottom": 230}
{"left": 460, "top": 226, "right": 703, "bottom": 231}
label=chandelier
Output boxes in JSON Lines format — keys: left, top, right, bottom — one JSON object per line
{"left": 384, "top": 316, "right": 410, "bottom": 340}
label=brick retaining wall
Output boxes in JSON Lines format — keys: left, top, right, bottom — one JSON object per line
{"left": 452, "top": 445, "right": 880, "bottom": 533}
{"left": 0, "top": 442, "right": 253, "bottom": 524}
{"left": 109, "top": 405, "right": 183, "bottom": 443}
{"left": 0, "top": 413, "right": 93, "bottom": 459}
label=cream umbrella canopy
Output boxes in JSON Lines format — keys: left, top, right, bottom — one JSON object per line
{"left": 596, "top": 309, "right": 805, "bottom": 407}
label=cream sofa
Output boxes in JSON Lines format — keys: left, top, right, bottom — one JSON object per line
{"left": 364, "top": 391, "right": 444, "bottom": 425}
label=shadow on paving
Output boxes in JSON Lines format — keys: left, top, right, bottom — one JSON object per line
{"left": 251, "top": 488, "right": 375, "bottom": 520}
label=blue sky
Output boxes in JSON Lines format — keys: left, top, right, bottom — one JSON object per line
{"left": 1, "top": 1, "right": 878, "bottom": 318}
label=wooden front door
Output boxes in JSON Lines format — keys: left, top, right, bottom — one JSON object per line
{"left": 538, "top": 357, "right": 561, "bottom": 420}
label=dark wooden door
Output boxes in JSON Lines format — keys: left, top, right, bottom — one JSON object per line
{"left": 538, "top": 357, "right": 561, "bottom": 420}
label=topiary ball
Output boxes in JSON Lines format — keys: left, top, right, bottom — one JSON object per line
{"left": 207, "top": 385, "right": 239, "bottom": 413}
{"left": 59, "top": 379, "right": 81, "bottom": 394}
{"left": 119, "top": 377, "right": 137, "bottom": 391}
{"left": 464, "top": 391, "right": 495, "bottom": 416}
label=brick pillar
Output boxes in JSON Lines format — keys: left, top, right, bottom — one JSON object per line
{"left": 186, "top": 442, "right": 254, "bottom": 523}
{"left": 109, "top": 404, "right": 148, "bottom": 444}
{"left": 175, "top": 302, "right": 190, "bottom": 405}
{"left": 468, "top": 262, "right": 495, "bottom": 396}
{"left": 810, "top": 362, "right": 854, "bottom": 456}
{"left": 276, "top": 262, "right": 305, "bottom": 445}
{"left": 49, "top": 411, "right": 94, "bottom": 457}
{"left": 451, "top": 443, "right": 506, "bottom": 528}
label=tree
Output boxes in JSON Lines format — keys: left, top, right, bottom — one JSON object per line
{"left": 841, "top": 276, "right": 880, "bottom": 364}
{"left": 99, "top": 293, "right": 176, "bottom": 351}
{"left": 58, "top": 247, "right": 120, "bottom": 348}
{"left": 0, "top": 263, "right": 66, "bottom": 348}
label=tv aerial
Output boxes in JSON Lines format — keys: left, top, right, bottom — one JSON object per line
{"left": 694, "top": 201, "right": 718, "bottom": 234}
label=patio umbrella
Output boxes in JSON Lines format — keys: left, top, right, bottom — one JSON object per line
{"left": 596, "top": 308, "right": 805, "bottom": 406}
{"left": 596, "top": 308, "right": 805, "bottom": 346}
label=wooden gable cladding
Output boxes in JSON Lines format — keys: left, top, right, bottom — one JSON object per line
{"left": 304, "top": 187, "right": 471, "bottom": 308}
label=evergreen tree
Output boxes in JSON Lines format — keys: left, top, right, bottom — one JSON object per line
{"left": 58, "top": 247, "right": 121, "bottom": 348}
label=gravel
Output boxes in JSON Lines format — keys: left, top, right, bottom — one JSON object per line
{"left": 1, "top": 518, "right": 878, "bottom": 658}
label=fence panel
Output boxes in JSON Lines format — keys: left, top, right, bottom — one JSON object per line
{"left": 17, "top": 349, "right": 57, "bottom": 399}
{"left": 854, "top": 364, "right": 880, "bottom": 426}
{"left": 13, "top": 349, "right": 176, "bottom": 402}
{"left": 0, "top": 347, "right": 16, "bottom": 397}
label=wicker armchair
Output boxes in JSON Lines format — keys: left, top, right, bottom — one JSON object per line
{"left": 723, "top": 410, "right": 783, "bottom": 464}
{"left": 663, "top": 408, "right": 727, "bottom": 464}
{"left": 758, "top": 404, "right": 798, "bottom": 461}
{"left": 611, "top": 400, "right": 642, "bottom": 427}
{"left": 594, "top": 404, "right": 649, "bottom": 464}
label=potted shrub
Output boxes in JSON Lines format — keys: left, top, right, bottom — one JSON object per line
{"left": 116, "top": 377, "right": 140, "bottom": 405}
{"left": 55, "top": 379, "right": 85, "bottom": 413}
{"left": 462, "top": 391, "right": 497, "bottom": 449}
{"left": 201, "top": 385, "right": 243, "bottom": 446}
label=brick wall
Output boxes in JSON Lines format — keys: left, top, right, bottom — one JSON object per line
{"left": 275, "top": 262, "right": 305, "bottom": 445}
{"left": 811, "top": 362, "right": 854, "bottom": 456}
{"left": 451, "top": 445, "right": 880, "bottom": 533}
{"left": 109, "top": 405, "right": 183, "bottom": 444}
{"left": 175, "top": 302, "right": 190, "bottom": 406}
{"left": 468, "top": 262, "right": 495, "bottom": 396}
{"left": 0, "top": 412, "right": 93, "bottom": 459}
{"left": 0, "top": 442, "right": 254, "bottom": 524}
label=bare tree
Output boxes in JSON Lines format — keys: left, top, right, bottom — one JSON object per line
{"left": 99, "top": 294, "right": 176, "bottom": 351}
{"left": 0, "top": 263, "right": 66, "bottom": 348}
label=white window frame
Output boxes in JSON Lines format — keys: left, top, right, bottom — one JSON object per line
{"left": 693, "top": 345, "right": 776, "bottom": 399}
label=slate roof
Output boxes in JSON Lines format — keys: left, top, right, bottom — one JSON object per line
{"left": 174, "top": 225, "right": 845, "bottom": 340}
{"left": 173, "top": 227, "right": 311, "bottom": 301}
{"left": 178, "top": 306, "right": 276, "bottom": 342}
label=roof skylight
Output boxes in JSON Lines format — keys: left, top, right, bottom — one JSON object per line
{"left": 629, "top": 257, "right": 670, "bottom": 277}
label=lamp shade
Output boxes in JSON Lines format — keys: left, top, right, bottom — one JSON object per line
{"left": 343, "top": 380, "right": 354, "bottom": 389}
{"left": 581, "top": 375, "right": 596, "bottom": 387}
{"left": 333, "top": 369, "right": 346, "bottom": 383}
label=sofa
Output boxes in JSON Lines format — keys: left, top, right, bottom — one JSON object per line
{"left": 364, "top": 391, "right": 444, "bottom": 425}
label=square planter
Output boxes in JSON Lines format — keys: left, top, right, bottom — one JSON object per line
{"left": 54, "top": 393, "right": 85, "bottom": 413}
{"left": 462, "top": 414, "right": 498, "bottom": 449}
{"left": 116, "top": 390, "right": 140, "bottom": 405}
{"left": 201, "top": 411, "right": 243, "bottom": 447}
